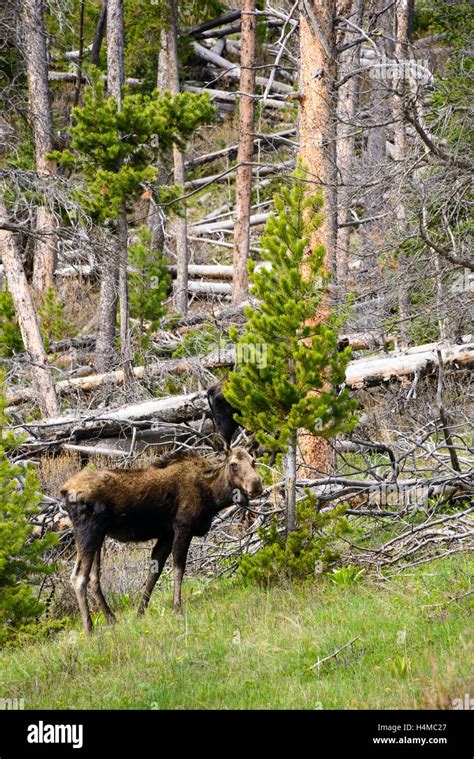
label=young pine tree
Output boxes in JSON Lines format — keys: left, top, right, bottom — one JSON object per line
{"left": 51, "top": 78, "right": 215, "bottom": 223}
{"left": 128, "top": 226, "right": 171, "bottom": 350}
{"left": 0, "top": 377, "right": 57, "bottom": 644}
{"left": 224, "top": 177, "right": 357, "bottom": 533}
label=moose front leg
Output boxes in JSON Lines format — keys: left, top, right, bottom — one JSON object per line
{"left": 138, "top": 533, "right": 173, "bottom": 616}
{"left": 172, "top": 528, "right": 193, "bottom": 614}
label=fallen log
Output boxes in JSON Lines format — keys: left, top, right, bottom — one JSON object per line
{"left": 8, "top": 338, "right": 473, "bottom": 408}
{"left": 191, "top": 42, "right": 292, "bottom": 95}
{"left": 185, "top": 159, "right": 295, "bottom": 190}
{"left": 346, "top": 338, "right": 474, "bottom": 388}
{"left": 167, "top": 262, "right": 272, "bottom": 279}
{"left": 189, "top": 211, "right": 270, "bottom": 235}
{"left": 186, "top": 10, "right": 242, "bottom": 37}
{"left": 8, "top": 349, "right": 235, "bottom": 405}
{"left": 48, "top": 71, "right": 142, "bottom": 86}
{"left": 184, "top": 84, "right": 288, "bottom": 110}
{"left": 20, "top": 391, "right": 210, "bottom": 440}
{"left": 184, "top": 281, "right": 232, "bottom": 295}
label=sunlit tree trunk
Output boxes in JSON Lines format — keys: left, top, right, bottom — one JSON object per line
{"left": 232, "top": 0, "right": 256, "bottom": 304}
{"left": 298, "top": 0, "right": 337, "bottom": 476}
{"left": 22, "top": 0, "right": 57, "bottom": 293}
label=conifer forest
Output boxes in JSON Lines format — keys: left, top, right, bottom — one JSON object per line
{"left": 0, "top": 0, "right": 473, "bottom": 725}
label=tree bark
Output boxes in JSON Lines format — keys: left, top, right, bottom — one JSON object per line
{"left": 21, "top": 0, "right": 57, "bottom": 292}
{"left": 233, "top": 0, "right": 257, "bottom": 304}
{"left": 0, "top": 197, "right": 59, "bottom": 418}
{"left": 167, "top": 0, "right": 189, "bottom": 316}
{"left": 95, "top": 0, "right": 126, "bottom": 372}
{"left": 393, "top": 0, "right": 412, "bottom": 349}
{"left": 336, "top": 0, "right": 363, "bottom": 284}
{"left": 298, "top": 0, "right": 338, "bottom": 477}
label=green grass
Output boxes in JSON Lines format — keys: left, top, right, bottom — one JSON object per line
{"left": 1, "top": 556, "right": 472, "bottom": 710}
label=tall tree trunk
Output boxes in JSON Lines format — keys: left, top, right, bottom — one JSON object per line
{"left": 21, "top": 0, "right": 57, "bottom": 293}
{"left": 232, "top": 0, "right": 256, "bottom": 304}
{"left": 168, "top": 0, "right": 189, "bottom": 316}
{"left": 336, "top": 0, "right": 363, "bottom": 285}
{"left": 393, "top": 0, "right": 412, "bottom": 349}
{"left": 145, "top": 29, "right": 168, "bottom": 253}
{"left": 298, "top": 0, "right": 337, "bottom": 477}
{"left": 0, "top": 197, "right": 59, "bottom": 418}
{"left": 95, "top": 0, "right": 126, "bottom": 372}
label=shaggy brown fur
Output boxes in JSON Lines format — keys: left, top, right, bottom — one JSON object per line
{"left": 61, "top": 448, "right": 263, "bottom": 633}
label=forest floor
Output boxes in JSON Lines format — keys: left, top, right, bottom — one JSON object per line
{"left": 1, "top": 556, "right": 472, "bottom": 710}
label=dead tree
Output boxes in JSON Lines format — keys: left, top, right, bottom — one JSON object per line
{"left": 21, "top": 0, "right": 57, "bottom": 292}
{"left": 95, "top": 0, "right": 127, "bottom": 373}
{"left": 0, "top": 196, "right": 59, "bottom": 418}
{"left": 232, "top": 0, "right": 257, "bottom": 304}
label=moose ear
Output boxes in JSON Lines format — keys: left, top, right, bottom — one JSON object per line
{"left": 211, "top": 433, "right": 228, "bottom": 453}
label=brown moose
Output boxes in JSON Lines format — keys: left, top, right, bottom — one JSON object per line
{"left": 61, "top": 448, "right": 263, "bottom": 633}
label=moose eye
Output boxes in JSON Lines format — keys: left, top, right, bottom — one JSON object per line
{"left": 230, "top": 462, "right": 238, "bottom": 473}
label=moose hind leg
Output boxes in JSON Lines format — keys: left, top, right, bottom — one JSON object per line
{"left": 69, "top": 499, "right": 108, "bottom": 633}
{"left": 138, "top": 534, "right": 173, "bottom": 616}
{"left": 70, "top": 550, "right": 96, "bottom": 634}
{"left": 89, "top": 549, "right": 116, "bottom": 623}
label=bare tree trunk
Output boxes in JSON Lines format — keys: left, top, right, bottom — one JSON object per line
{"left": 106, "top": 0, "right": 124, "bottom": 109}
{"left": 394, "top": 0, "right": 411, "bottom": 349}
{"left": 298, "top": 0, "right": 338, "bottom": 477}
{"left": 336, "top": 0, "right": 363, "bottom": 284}
{"left": 232, "top": 0, "right": 256, "bottom": 304}
{"left": 21, "top": 0, "right": 57, "bottom": 293}
{"left": 168, "top": 0, "right": 189, "bottom": 316}
{"left": 145, "top": 29, "right": 168, "bottom": 253}
{"left": 96, "top": 0, "right": 126, "bottom": 372}
{"left": 0, "top": 197, "right": 59, "bottom": 418}
{"left": 90, "top": 0, "right": 107, "bottom": 66}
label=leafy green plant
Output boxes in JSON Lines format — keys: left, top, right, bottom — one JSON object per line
{"left": 239, "top": 495, "right": 350, "bottom": 584}
{"left": 329, "top": 566, "right": 366, "bottom": 587}
{"left": 390, "top": 655, "right": 412, "bottom": 679}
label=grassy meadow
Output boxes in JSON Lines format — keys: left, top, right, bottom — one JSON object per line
{"left": 1, "top": 555, "right": 472, "bottom": 710}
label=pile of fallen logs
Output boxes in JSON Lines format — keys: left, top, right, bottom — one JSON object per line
{"left": 7, "top": 334, "right": 473, "bottom": 410}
